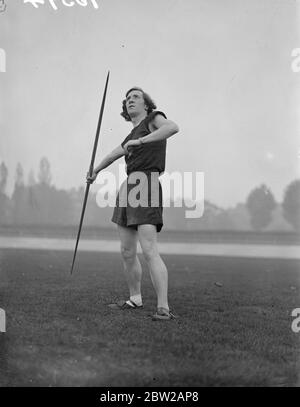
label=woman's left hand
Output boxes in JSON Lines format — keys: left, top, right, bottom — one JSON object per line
{"left": 122, "top": 139, "right": 142, "bottom": 155}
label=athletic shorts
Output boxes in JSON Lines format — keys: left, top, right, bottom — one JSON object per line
{"left": 111, "top": 171, "right": 163, "bottom": 232}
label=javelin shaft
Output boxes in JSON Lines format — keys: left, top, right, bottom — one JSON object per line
{"left": 88, "top": 71, "right": 110, "bottom": 176}
{"left": 70, "top": 183, "right": 90, "bottom": 274}
{"left": 70, "top": 71, "right": 110, "bottom": 274}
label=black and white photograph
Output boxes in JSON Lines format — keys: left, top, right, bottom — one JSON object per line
{"left": 0, "top": 0, "right": 300, "bottom": 391}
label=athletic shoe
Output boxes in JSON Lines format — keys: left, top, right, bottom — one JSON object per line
{"left": 107, "top": 300, "right": 143, "bottom": 310}
{"left": 152, "top": 307, "right": 178, "bottom": 321}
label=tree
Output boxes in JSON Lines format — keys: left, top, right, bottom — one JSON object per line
{"left": 0, "top": 161, "right": 9, "bottom": 224}
{"left": 12, "top": 163, "right": 27, "bottom": 225}
{"left": 0, "top": 161, "right": 8, "bottom": 193}
{"left": 246, "top": 184, "right": 276, "bottom": 231}
{"left": 38, "top": 157, "right": 52, "bottom": 186}
{"left": 282, "top": 179, "right": 300, "bottom": 231}
{"left": 26, "top": 169, "right": 38, "bottom": 222}
{"left": 28, "top": 169, "right": 36, "bottom": 187}
{"left": 15, "top": 162, "right": 24, "bottom": 187}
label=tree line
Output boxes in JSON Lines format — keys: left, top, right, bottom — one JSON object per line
{"left": 0, "top": 157, "right": 299, "bottom": 231}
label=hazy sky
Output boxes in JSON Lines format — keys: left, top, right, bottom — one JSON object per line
{"left": 0, "top": 0, "right": 299, "bottom": 208}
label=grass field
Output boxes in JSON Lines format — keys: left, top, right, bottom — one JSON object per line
{"left": 0, "top": 248, "right": 299, "bottom": 387}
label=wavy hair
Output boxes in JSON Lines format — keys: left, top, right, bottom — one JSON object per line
{"left": 120, "top": 87, "right": 157, "bottom": 122}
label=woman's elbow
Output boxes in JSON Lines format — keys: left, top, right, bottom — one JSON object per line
{"left": 163, "top": 121, "right": 179, "bottom": 137}
{"left": 166, "top": 120, "right": 179, "bottom": 134}
{"left": 171, "top": 123, "right": 179, "bottom": 134}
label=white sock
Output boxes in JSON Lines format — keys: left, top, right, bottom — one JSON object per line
{"left": 158, "top": 305, "right": 169, "bottom": 313}
{"left": 130, "top": 294, "right": 142, "bottom": 307}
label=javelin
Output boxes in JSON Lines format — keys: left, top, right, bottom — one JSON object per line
{"left": 70, "top": 71, "right": 110, "bottom": 274}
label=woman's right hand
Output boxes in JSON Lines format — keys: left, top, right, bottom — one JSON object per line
{"left": 86, "top": 170, "right": 97, "bottom": 184}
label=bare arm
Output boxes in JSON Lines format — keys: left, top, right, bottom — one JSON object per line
{"left": 94, "top": 145, "right": 125, "bottom": 173}
{"left": 87, "top": 145, "right": 125, "bottom": 183}
{"left": 143, "top": 114, "right": 179, "bottom": 143}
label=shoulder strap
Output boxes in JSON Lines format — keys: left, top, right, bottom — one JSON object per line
{"left": 145, "top": 111, "right": 167, "bottom": 131}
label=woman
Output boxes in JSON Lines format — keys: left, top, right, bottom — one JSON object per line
{"left": 87, "top": 87, "right": 179, "bottom": 320}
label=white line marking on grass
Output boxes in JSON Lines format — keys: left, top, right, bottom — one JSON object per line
{"left": 0, "top": 236, "right": 299, "bottom": 259}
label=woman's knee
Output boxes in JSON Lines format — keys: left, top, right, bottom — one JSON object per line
{"left": 120, "top": 245, "right": 137, "bottom": 262}
{"left": 138, "top": 225, "right": 159, "bottom": 262}
{"left": 141, "top": 244, "right": 159, "bottom": 263}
